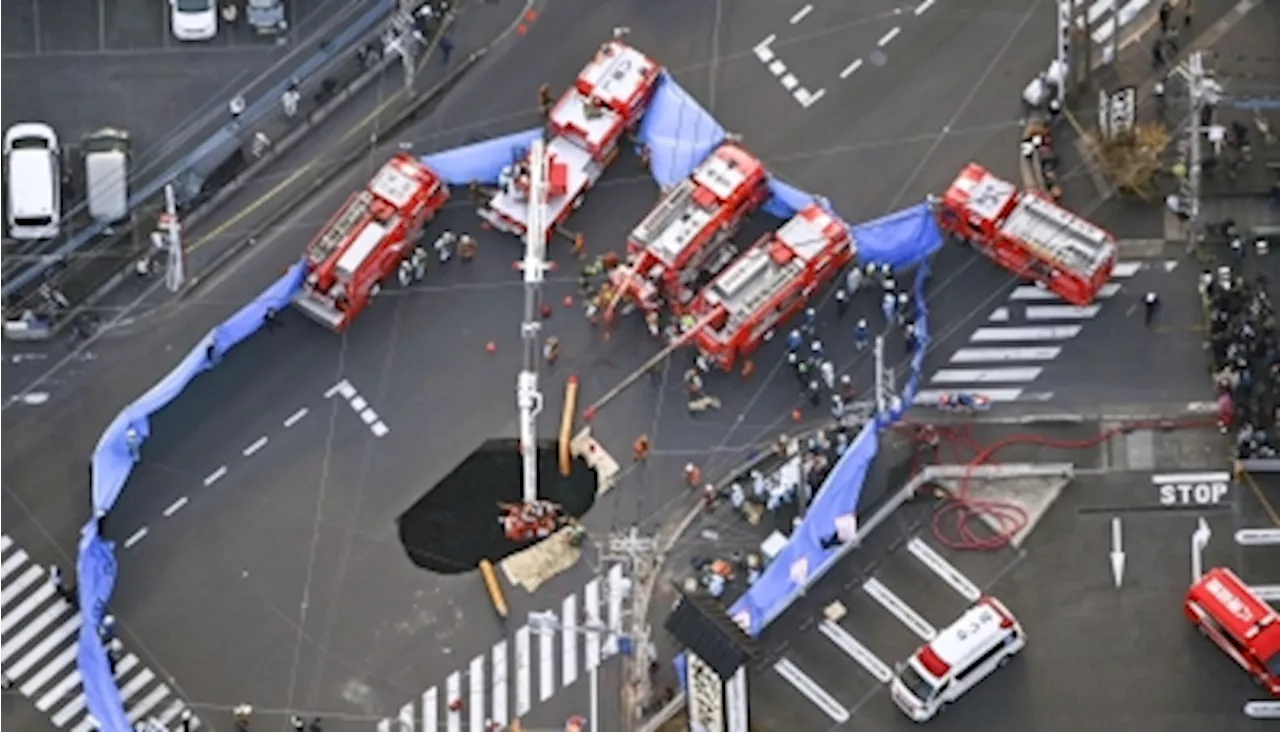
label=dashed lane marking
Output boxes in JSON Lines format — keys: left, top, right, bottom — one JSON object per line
{"left": 242, "top": 436, "right": 269, "bottom": 457}
{"left": 790, "top": 4, "right": 813, "bottom": 24}
{"left": 914, "top": 0, "right": 936, "bottom": 14}
{"left": 203, "top": 466, "right": 228, "bottom": 486}
{"left": 839, "top": 58, "right": 863, "bottom": 79}
{"left": 162, "top": 497, "right": 189, "bottom": 518}
{"left": 124, "top": 527, "right": 149, "bottom": 549}
{"left": 877, "top": 26, "right": 901, "bottom": 47}
{"left": 283, "top": 407, "right": 309, "bottom": 427}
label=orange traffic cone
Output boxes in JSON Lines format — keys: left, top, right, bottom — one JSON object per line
{"left": 791, "top": 408, "right": 803, "bottom": 422}
{"left": 563, "top": 295, "right": 574, "bottom": 307}
{"left": 486, "top": 341, "right": 497, "bottom": 354}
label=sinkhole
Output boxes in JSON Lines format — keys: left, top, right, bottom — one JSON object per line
{"left": 396, "top": 438, "right": 597, "bottom": 574}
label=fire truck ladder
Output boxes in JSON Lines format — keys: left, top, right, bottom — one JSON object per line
{"left": 1011, "top": 200, "right": 1097, "bottom": 274}
{"left": 634, "top": 180, "right": 696, "bottom": 245}
{"left": 308, "top": 191, "right": 374, "bottom": 265}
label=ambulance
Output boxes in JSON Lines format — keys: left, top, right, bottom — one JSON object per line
{"left": 890, "top": 597, "right": 1025, "bottom": 722}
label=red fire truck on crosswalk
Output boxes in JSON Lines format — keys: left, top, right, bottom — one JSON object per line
{"left": 936, "top": 163, "right": 1117, "bottom": 306}
{"left": 292, "top": 153, "right": 448, "bottom": 331}
{"left": 606, "top": 142, "right": 770, "bottom": 318}
{"left": 479, "top": 40, "right": 662, "bottom": 239}
{"left": 688, "top": 204, "right": 853, "bottom": 370}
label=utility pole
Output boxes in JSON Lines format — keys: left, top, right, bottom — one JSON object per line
{"left": 517, "top": 140, "right": 552, "bottom": 504}
{"left": 1055, "top": 0, "right": 1073, "bottom": 105}
{"left": 162, "top": 184, "right": 184, "bottom": 293}
{"left": 603, "top": 527, "right": 657, "bottom": 728}
{"left": 1178, "top": 51, "right": 1222, "bottom": 251}
{"left": 872, "top": 335, "right": 896, "bottom": 420}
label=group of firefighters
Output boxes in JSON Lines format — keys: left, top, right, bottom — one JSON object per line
{"left": 1204, "top": 262, "right": 1278, "bottom": 459}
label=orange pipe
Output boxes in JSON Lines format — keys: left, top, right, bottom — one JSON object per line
{"left": 479, "top": 559, "right": 508, "bottom": 619}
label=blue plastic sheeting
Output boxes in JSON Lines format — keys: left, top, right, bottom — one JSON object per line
{"left": 879, "top": 259, "right": 933, "bottom": 426}
{"left": 762, "top": 176, "right": 834, "bottom": 221}
{"left": 77, "top": 526, "right": 128, "bottom": 732}
{"left": 728, "top": 421, "right": 880, "bottom": 636}
{"left": 78, "top": 262, "right": 305, "bottom": 732}
{"left": 674, "top": 653, "right": 688, "bottom": 689}
{"left": 420, "top": 128, "right": 543, "bottom": 186}
{"left": 850, "top": 202, "right": 943, "bottom": 270}
{"left": 636, "top": 72, "right": 727, "bottom": 189}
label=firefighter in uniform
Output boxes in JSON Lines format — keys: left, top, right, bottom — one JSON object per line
{"left": 538, "top": 84, "right": 553, "bottom": 116}
{"left": 458, "top": 234, "right": 477, "bottom": 262}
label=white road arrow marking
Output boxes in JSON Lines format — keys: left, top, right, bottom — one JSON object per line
{"left": 1109, "top": 517, "right": 1125, "bottom": 588}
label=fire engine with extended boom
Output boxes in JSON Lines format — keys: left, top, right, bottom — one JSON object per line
{"left": 293, "top": 153, "right": 449, "bottom": 330}
{"left": 479, "top": 40, "right": 661, "bottom": 239}
{"left": 605, "top": 142, "right": 770, "bottom": 318}
{"left": 688, "top": 203, "right": 853, "bottom": 370}
{"left": 1185, "top": 566, "right": 1280, "bottom": 696}
{"left": 937, "top": 162, "right": 1117, "bottom": 306}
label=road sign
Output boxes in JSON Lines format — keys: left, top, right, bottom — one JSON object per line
{"left": 1098, "top": 87, "right": 1137, "bottom": 139}
{"left": 1245, "top": 701, "right": 1280, "bottom": 719}
{"left": 1235, "top": 528, "right": 1280, "bottom": 546}
{"left": 1250, "top": 585, "right": 1280, "bottom": 602}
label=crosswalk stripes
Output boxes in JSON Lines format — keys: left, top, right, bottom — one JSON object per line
{"left": 377, "top": 566, "right": 630, "bottom": 731}
{"left": 917, "top": 261, "right": 1143, "bottom": 404}
{"left": 0, "top": 533, "right": 200, "bottom": 730}
{"left": 770, "top": 534, "right": 993, "bottom": 717}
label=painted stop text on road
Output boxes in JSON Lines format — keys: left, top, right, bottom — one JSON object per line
{"left": 1154, "top": 472, "right": 1232, "bottom": 507}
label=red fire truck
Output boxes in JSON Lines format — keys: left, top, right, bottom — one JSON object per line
{"left": 689, "top": 204, "right": 853, "bottom": 370}
{"left": 937, "top": 163, "right": 1117, "bottom": 306}
{"left": 606, "top": 142, "right": 770, "bottom": 317}
{"left": 293, "top": 153, "right": 449, "bottom": 331}
{"left": 1185, "top": 567, "right": 1280, "bottom": 696}
{"left": 479, "top": 40, "right": 662, "bottom": 238}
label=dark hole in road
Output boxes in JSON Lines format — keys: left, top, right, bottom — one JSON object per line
{"left": 397, "top": 438, "right": 597, "bottom": 574}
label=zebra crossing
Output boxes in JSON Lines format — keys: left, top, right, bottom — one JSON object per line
{"left": 377, "top": 564, "right": 630, "bottom": 732}
{"left": 766, "top": 535, "right": 989, "bottom": 723}
{"left": 914, "top": 261, "right": 1143, "bottom": 405}
{"left": 0, "top": 533, "right": 200, "bottom": 731}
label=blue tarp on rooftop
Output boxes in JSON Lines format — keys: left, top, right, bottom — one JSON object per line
{"left": 421, "top": 128, "right": 543, "bottom": 187}
{"left": 636, "top": 72, "right": 727, "bottom": 189}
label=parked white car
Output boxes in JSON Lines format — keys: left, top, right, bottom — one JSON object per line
{"left": 4, "top": 123, "right": 62, "bottom": 241}
{"left": 170, "top": 0, "right": 218, "bottom": 41}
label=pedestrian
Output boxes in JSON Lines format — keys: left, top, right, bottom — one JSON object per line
{"left": 221, "top": 3, "right": 239, "bottom": 24}
{"left": 229, "top": 94, "right": 246, "bottom": 122}
{"left": 684, "top": 463, "right": 702, "bottom": 487}
{"left": 839, "top": 373, "right": 856, "bottom": 402}
{"left": 845, "top": 266, "right": 863, "bottom": 294}
{"left": 1184, "top": 0, "right": 1194, "bottom": 27}
{"left": 179, "top": 709, "right": 194, "bottom": 732}
{"left": 740, "top": 359, "right": 755, "bottom": 380}
{"left": 436, "top": 231, "right": 454, "bottom": 263}
{"left": 233, "top": 704, "right": 253, "bottom": 732}
{"left": 263, "top": 307, "right": 279, "bottom": 332}
{"left": 538, "top": 83, "right": 553, "bottom": 116}
{"left": 1144, "top": 291, "right": 1160, "bottom": 326}
{"left": 819, "top": 359, "right": 836, "bottom": 391}
{"left": 543, "top": 336, "right": 559, "bottom": 364}
{"left": 834, "top": 288, "right": 848, "bottom": 317}
{"left": 881, "top": 292, "right": 896, "bottom": 325}
{"left": 125, "top": 426, "right": 143, "bottom": 463}
{"left": 904, "top": 322, "right": 917, "bottom": 351}
{"left": 807, "top": 380, "right": 822, "bottom": 408}
{"left": 1152, "top": 38, "right": 1165, "bottom": 69}
{"left": 290, "top": 716, "right": 306, "bottom": 732}
{"left": 459, "top": 234, "right": 477, "bottom": 261}
{"left": 802, "top": 307, "right": 817, "bottom": 336}
{"left": 831, "top": 394, "right": 846, "bottom": 421}
{"left": 99, "top": 614, "right": 116, "bottom": 644}
{"left": 281, "top": 86, "right": 301, "bottom": 119}
{"left": 645, "top": 311, "right": 661, "bottom": 338}
{"left": 1153, "top": 81, "right": 1166, "bottom": 116}
{"left": 810, "top": 339, "right": 824, "bottom": 359}
{"left": 786, "top": 328, "right": 803, "bottom": 353}
{"left": 439, "top": 35, "right": 454, "bottom": 64}
{"left": 1159, "top": 0, "right": 1172, "bottom": 32}
{"left": 633, "top": 434, "right": 651, "bottom": 461}
{"left": 2, "top": 673, "right": 14, "bottom": 690}
{"left": 571, "top": 233, "right": 586, "bottom": 260}
{"left": 853, "top": 318, "right": 869, "bottom": 350}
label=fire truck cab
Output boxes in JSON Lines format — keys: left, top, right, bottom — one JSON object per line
{"left": 938, "top": 163, "right": 1116, "bottom": 306}
{"left": 293, "top": 153, "right": 448, "bottom": 331}
{"left": 480, "top": 40, "right": 661, "bottom": 238}
{"left": 690, "top": 204, "right": 853, "bottom": 370}
{"left": 1185, "top": 567, "right": 1280, "bottom": 696}
{"left": 608, "top": 142, "right": 770, "bottom": 315}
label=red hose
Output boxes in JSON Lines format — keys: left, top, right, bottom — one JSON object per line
{"left": 894, "top": 417, "right": 1219, "bottom": 551}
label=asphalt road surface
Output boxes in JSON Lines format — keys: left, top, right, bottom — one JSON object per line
{"left": 742, "top": 421, "right": 1275, "bottom": 731}
{"left": 3, "top": 1, "right": 1252, "bottom": 731}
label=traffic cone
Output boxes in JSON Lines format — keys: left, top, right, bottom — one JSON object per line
{"left": 486, "top": 341, "right": 497, "bottom": 354}
{"left": 563, "top": 295, "right": 574, "bottom": 307}
{"left": 791, "top": 408, "right": 802, "bottom": 422}
{"left": 540, "top": 304, "right": 552, "bottom": 318}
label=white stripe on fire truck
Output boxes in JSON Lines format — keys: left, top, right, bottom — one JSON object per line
{"left": 970, "top": 326, "right": 1082, "bottom": 342}
{"left": 1025, "top": 305, "right": 1101, "bottom": 321}
{"left": 912, "top": 389, "right": 1024, "bottom": 405}
{"left": 773, "top": 658, "right": 851, "bottom": 723}
{"left": 863, "top": 578, "right": 938, "bottom": 641}
{"left": 950, "top": 347, "right": 1061, "bottom": 363}
{"left": 1010, "top": 282, "right": 1121, "bottom": 301}
{"left": 930, "top": 367, "right": 1043, "bottom": 384}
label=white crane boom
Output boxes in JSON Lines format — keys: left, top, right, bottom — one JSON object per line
{"left": 517, "top": 140, "right": 552, "bottom": 503}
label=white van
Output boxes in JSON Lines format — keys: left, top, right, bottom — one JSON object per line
{"left": 83, "top": 128, "right": 131, "bottom": 223}
{"left": 890, "top": 596, "right": 1025, "bottom": 722}
{"left": 4, "top": 122, "right": 62, "bottom": 240}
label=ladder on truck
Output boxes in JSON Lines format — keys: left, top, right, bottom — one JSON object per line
{"left": 309, "top": 191, "right": 374, "bottom": 265}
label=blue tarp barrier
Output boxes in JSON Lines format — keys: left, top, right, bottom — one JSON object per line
{"left": 728, "top": 420, "right": 880, "bottom": 636}
{"left": 636, "top": 72, "right": 726, "bottom": 189}
{"left": 763, "top": 176, "right": 824, "bottom": 220}
{"left": 78, "top": 262, "right": 305, "bottom": 732}
{"left": 850, "top": 202, "right": 943, "bottom": 270}
{"left": 420, "top": 128, "right": 543, "bottom": 187}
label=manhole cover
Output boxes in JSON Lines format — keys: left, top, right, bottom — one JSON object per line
{"left": 869, "top": 50, "right": 888, "bottom": 67}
